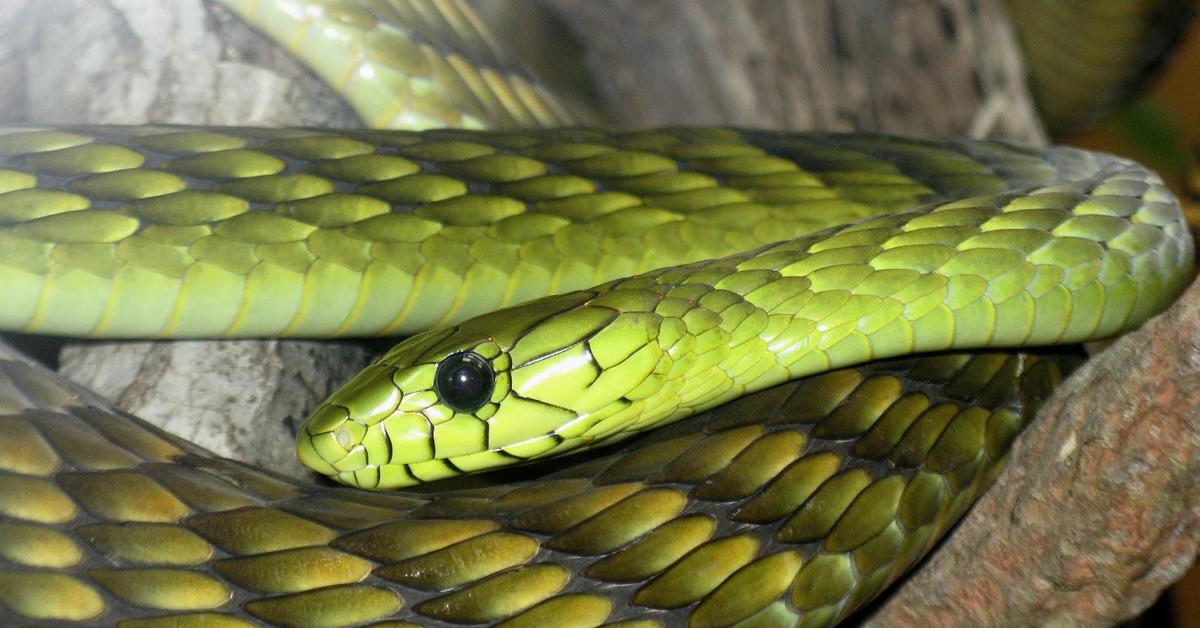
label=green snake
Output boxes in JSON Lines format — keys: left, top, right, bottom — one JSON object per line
{"left": 0, "top": 1, "right": 1194, "bottom": 626}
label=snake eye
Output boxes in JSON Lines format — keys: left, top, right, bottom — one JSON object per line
{"left": 434, "top": 351, "right": 495, "bottom": 413}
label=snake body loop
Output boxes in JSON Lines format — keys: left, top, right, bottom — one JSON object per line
{"left": 0, "top": 0, "right": 1194, "bottom": 626}
{"left": 0, "top": 125, "right": 1190, "bottom": 627}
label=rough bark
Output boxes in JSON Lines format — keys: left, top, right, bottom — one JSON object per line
{"left": 0, "top": 0, "right": 367, "bottom": 478}
{"left": 57, "top": 340, "right": 373, "bottom": 477}
{"left": 539, "top": 0, "right": 1047, "bottom": 142}
{"left": 0, "top": 0, "right": 358, "bottom": 127}
{"left": 866, "top": 275, "right": 1200, "bottom": 626}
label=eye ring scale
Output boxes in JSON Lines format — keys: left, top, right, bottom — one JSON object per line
{"left": 434, "top": 350, "right": 496, "bottom": 413}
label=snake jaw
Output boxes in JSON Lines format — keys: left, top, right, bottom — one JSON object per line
{"left": 301, "top": 295, "right": 686, "bottom": 487}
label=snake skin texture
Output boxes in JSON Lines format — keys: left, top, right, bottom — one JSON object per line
{"left": 0, "top": 340, "right": 1078, "bottom": 626}
{"left": 290, "top": 132, "right": 1192, "bottom": 489}
{"left": 214, "top": 0, "right": 577, "bottom": 130}
{"left": 1007, "top": 0, "right": 1194, "bottom": 131}
{"left": 0, "top": 125, "right": 1190, "bottom": 626}
{"left": 0, "top": 128, "right": 1188, "bottom": 340}
{"left": 0, "top": 0, "right": 1194, "bottom": 625}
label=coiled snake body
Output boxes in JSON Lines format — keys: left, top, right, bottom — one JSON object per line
{"left": 0, "top": 1, "right": 1192, "bottom": 626}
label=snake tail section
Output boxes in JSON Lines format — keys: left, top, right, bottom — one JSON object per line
{"left": 1007, "top": 0, "right": 1195, "bottom": 133}
{"left": 0, "top": 341, "right": 1078, "bottom": 626}
{"left": 214, "top": 0, "right": 578, "bottom": 130}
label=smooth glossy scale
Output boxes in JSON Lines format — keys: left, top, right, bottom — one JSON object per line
{"left": 0, "top": 348, "right": 1081, "bottom": 625}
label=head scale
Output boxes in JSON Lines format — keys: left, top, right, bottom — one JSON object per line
{"left": 296, "top": 290, "right": 669, "bottom": 489}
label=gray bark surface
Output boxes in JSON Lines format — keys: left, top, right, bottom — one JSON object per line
{"left": 0, "top": 0, "right": 366, "bottom": 477}
{"left": 540, "top": 0, "right": 1046, "bottom": 142}
{"left": 868, "top": 274, "right": 1200, "bottom": 626}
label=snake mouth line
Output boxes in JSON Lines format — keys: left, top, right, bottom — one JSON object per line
{"left": 297, "top": 415, "right": 584, "bottom": 489}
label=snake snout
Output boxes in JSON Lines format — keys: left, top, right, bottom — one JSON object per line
{"left": 296, "top": 403, "right": 370, "bottom": 476}
{"left": 297, "top": 364, "right": 407, "bottom": 481}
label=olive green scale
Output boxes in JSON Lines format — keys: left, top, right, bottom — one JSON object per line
{"left": 1007, "top": 0, "right": 1194, "bottom": 132}
{"left": 215, "top": 0, "right": 576, "bottom": 130}
{"left": 0, "top": 343, "right": 1078, "bottom": 627}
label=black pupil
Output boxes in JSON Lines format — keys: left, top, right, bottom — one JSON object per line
{"left": 434, "top": 351, "right": 495, "bottom": 413}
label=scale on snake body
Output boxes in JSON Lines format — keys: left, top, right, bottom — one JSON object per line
{"left": 0, "top": 1, "right": 1192, "bottom": 626}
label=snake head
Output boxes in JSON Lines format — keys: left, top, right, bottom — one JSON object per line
{"left": 296, "top": 325, "right": 506, "bottom": 489}
{"left": 297, "top": 290, "right": 670, "bottom": 489}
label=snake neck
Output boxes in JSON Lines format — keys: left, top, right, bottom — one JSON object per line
{"left": 298, "top": 151, "right": 1191, "bottom": 488}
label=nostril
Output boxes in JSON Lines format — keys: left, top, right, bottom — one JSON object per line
{"left": 335, "top": 424, "right": 356, "bottom": 449}
{"left": 333, "top": 419, "right": 368, "bottom": 451}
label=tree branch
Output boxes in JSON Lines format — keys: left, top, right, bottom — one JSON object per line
{"left": 867, "top": 275, "right": 1200, "bottom": 625}
{"left": 540, "top": 0, "right": 1046, "bottom": 142}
